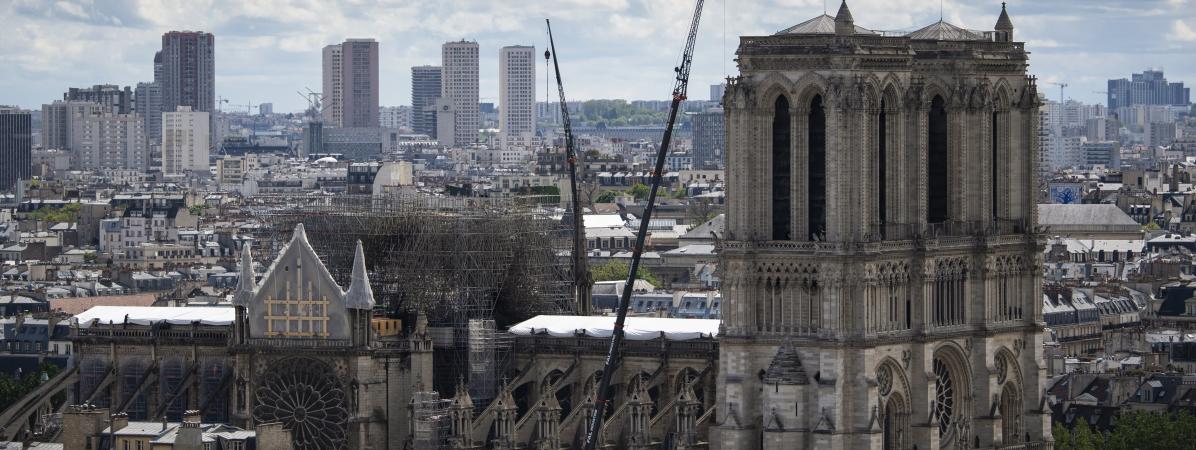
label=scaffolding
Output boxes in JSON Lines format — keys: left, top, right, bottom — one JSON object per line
{"left": 410, "top": 391, "right": 451, "bottom": 450}
{"left": 251, "top": 192, "right": 573, "bottom": 408}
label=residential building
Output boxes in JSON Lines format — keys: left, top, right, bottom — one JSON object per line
{"left": 161, "top": 106, "right": 210, "bottom": 174}
{"left": 499, "top": 45, "right": 536, "bottom": 148}
{"left": 159, "top": 31, "right": 215, "bottom": 119}
{"left": 442, "top": 41, "right": 479, "bottom": 147}
{"left": 135, "top": 81, "right": 163, "bottom": 144}
{"left": 1083, "top": 141, "right": 1120, "bottom": 167}
{"left": 691, "top": 107, "right": 725, "bottom": 169}
{"left": 0, "top": 107, "right": 32, "bottom": 191}
{"left": 323, "top": 38, "right": 379, "bottom": 128}
{"left": 379, "top": 105, "right": 411, "bottom": 130}
{"left": 710, "top": 83, "right": 726, "bottom": 103}
{"left": 411, "top": 65, "right": 442, "bottom": 138}
{"left": 40, "top": 100, "right": 104, "bottom": 151}
{"left": 1108, "top": 69, "right": 1190, "bottom": 110}
{"left": 64, "top": 84, "right": 134, "bottom": 114}
{"left": 70, "top": 113, "right": 148, "bottom": 171}
{"left": 259, "top": 102, "right": 273, "bottom": 115}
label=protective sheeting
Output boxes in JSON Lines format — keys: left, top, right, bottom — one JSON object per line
{"left": 508, "top": 315, "right": 719, "bottom": 341}
{"left": 74, "top": 306, "right": 234, "bottom": 328}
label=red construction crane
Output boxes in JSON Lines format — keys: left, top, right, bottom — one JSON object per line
{"left": 582, "top": 0, "right": 706, "bottom": 448}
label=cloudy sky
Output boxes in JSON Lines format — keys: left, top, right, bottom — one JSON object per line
{"left": 2, "top": 0, "right": 1195, "bottom": 112}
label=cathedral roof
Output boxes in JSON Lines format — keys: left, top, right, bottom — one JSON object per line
{"left": 906, "top": 20, "right": 987, "bottom": 41}
{"left": 762, "top": 341, "right": 810, "bottom": 385}
{"left": 775, "top": 14, "right": 876, "bottom": 36}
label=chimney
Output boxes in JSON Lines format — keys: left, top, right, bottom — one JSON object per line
{"left": 111, "top": 411, "right": 129, "bottom": 432}
{"left": 174, "top": 410, "right": 204, "bottom": 450}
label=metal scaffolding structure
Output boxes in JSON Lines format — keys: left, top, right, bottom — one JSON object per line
{"left": 410, "top": 391, "right": 451, "bottom": 450}
{"left": 249, "top": 192, "right": 573, "bottom": 407}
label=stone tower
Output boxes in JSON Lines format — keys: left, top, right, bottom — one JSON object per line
{"left": 712, "top": 2, "right": 1048, "bottom": 449}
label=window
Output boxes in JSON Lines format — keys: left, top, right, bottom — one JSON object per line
{"left": 928, "top": 95, "right": 949, "bottom": 224}
{"left": 772, "top": 95, "right": 792, "bottom": 240}
{"left": 808, "top": 95, "right": 826, "bottom": 239}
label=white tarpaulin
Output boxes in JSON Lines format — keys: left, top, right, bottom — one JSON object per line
{"left": 74, "top": 306, "right": 235, "bottom": 328}
{"left": 509, "top": 315, "right": 719, "bottom": 341}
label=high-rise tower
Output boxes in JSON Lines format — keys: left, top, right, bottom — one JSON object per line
{"left": 412, "top": 65, "right": 443, "bottom": 138}
{"left": 160, "top": 31, "right": 215, "bottom": 149}
{"left": 323, "top": 39, "right": 380, "bottom": 128}
{"left": 499, "top": 45, "right": 536, "bottom": 149}
{"left": 713, "top": 3, "right": 1049, "bottom": 449}
{"left": 441, "top": 41, "right": 479, "bottom": 147}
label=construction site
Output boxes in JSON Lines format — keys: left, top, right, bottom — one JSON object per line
{"left": 247, "top": 192, "right": 576, "bottom": 412}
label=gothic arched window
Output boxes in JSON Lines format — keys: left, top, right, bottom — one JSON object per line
{"left": 808, "top": 95, "right": 827, "bottom": 240}
{"left": 772, "top": 95, "right": 792, "bottom": 240}
{"left": 928, "top": 95, "right": 949, "bottom": 224}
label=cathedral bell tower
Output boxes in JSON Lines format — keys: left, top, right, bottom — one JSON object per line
{"left": 713, "top": 2, "right": 1049, "bottom": 449}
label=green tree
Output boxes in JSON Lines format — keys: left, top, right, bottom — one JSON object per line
{"left": 629, "top": 183, "right": 651, "bottom": 200}
{"left": 590, "top": 260, "right": 659, "bottom": 287}
{"left": 1053, "top": 422, "right": 1074, "bottom": 450}
{"left": 1103, "top": 410, "right": 1196, "bottom": 450}
{"left": 596, "top": 191, "right": 618, "bottom": 204}
{"left": 1144, "top": 222, "right": 1161, "bottom": 231}
{"left": 27, "top": 203, "right": 80, "bottom": 223}
{"left": 1072, "top": 418, "right": 1103, "bottom": 450}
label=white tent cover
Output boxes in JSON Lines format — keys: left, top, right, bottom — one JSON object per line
{"left": 509, "top": 315, "right": 719, "bottom": 341}
{"left": 74, "top": 306, "right": 235, "bottom": 328}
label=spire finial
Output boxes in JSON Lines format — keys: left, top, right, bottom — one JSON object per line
{"left": 344, "top": 240, "right": 376, "bottom": 310}
{"left": 232, "top": 243, "right": 255, "bottom": 306}
{"left": 834, "top": 0, "right": 855, "bottom": 36}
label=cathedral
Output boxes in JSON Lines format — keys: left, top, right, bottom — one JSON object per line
{"left": 712, "top": 2, "right": 1049, "bottom": 449}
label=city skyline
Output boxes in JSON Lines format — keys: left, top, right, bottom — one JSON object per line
{"left": 2, "top": 0, "right": 1195, "bottom": 112}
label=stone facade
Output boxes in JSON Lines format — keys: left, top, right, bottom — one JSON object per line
{"left": 712, "top": 3, "right": 1050, "bottom": 449}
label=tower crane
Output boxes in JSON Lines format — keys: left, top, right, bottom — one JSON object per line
{"left": 545, "top": 20, "right": 593, "bottom": 317}
{"left": 1046, "top": 81, "right": 1068, "bottom": 103}
{"left": 583, "top": 0, "right": 705, "bottom": 448}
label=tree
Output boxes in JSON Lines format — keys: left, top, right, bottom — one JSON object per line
{"left": 629, "top": 183, "right": 651, "bottom": 201}
{"left": 1053, "top": 422, "right": 1074, "bottom": 450}
{"left": 1102, "top": 410, "right": 1196, "bottom": 450}
{"left": 590, "top": 260, "right": 659, "bottom": 287}
{"left": 595, "top": 190, "right": 618, "bottom": 204}
{"left": 1071, "top": 418, "right": 1104, "bottom": 450}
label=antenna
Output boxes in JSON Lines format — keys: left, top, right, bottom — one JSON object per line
{"left": 940, "top": 0, "right": 944, "bottom": 21}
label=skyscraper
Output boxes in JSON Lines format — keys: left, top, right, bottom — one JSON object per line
{"left": 442, "top": 41, "right": 479, "bottom": 147}
{"left": 323, "top": 39, "right": 380, "bottom": 128}
{"left": 160, "top": 31, "right": 215, "bottom": 116}
{"left": 162, "top": 106, "right": 210, "bottom": 174}
{"left": 411, "top": 65, "right": 442, "bottom": 138}
{"left": 160, "top": 31, "right": 215, "bottom": 149}
{"left": 0, "top": 107, "right": 32, "bottom": 191}
{"left": 64, "top": 84, "right": 134, "bottom": 114}
{"left": 499, "top": 45, "right": 536, "bottom": 149}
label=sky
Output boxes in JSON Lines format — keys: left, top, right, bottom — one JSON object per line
{"left": 2, "top": 0, "right": 1196, "bottom": 113}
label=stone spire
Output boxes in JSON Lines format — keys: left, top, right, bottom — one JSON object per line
{"left": 232, "top": 243, "right": 255, "bottom": 306}
{"left": 344, "top": 240, "right": 376, "bottom": 310}
{"left": 834, "top": 1, "right": 855, "bottom": 36}
{"left": 995, "top": 2, "right": 1014, "bottom": 41}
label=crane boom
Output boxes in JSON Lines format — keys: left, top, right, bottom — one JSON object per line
{"left": 546, "top": 19, "right": 593, "bottom": 316}
{"left": 582, "top": 1, "right": 705, "bottom": 448}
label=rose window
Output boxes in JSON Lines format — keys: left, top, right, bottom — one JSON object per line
{"left": 253, "top": 358, "right": 349, "bottom": 450}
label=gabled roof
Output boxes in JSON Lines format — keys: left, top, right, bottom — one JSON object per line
{"left": 775, "top": 14, "right": 876, "bottom": 35}
{"left": 907, "top": 20, "right": 986, "bottom": 41}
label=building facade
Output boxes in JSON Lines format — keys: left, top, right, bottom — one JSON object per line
{"left": 379, "top": 105, "right": 412, "bottom": 130}
{"left": 162, "top": 106, "right": 210, "bottom": 174}
{"left": 160, "top": 31, "right": 215, "bottom": 151}
{"left": 64, "top": 84, "right": 134, "bottom": 114}
{"left": 412, "top": 65, "right": 442, "bottom": 138}
{"left": 1108, "top": 69, "right": 1190, "bottom": 110}
{"left": 40, "top": 100, "right": 104, "bottom": 152}
{"left": 0, "top": 107, "right": 32, "bottom": 191}
{"left": 442, "top": 41, "right": 480, "bottom": 147}
{"left": 135, "top": 81, "right": 163, "bottom": 144}
{"left": 692, "top": 107, "right": 726, "bottom": 169}
{"left": 499, "top": 45, "right": 536, "bottom": 149}
{"left": 71, "top": 113, "right": 148, "bottom": 171}
{"left": 323, "top": 39, "right": 379, "bottom": 128}
{"left": 714, "top": 3, "right": 1049, "bottom": 449}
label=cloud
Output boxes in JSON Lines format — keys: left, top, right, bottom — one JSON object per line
{"left": 1173, "top": 20, "right": 1196, "bottom": 42}
{"left": 2, "top": 0, "right": 1196, "bottom": 111}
